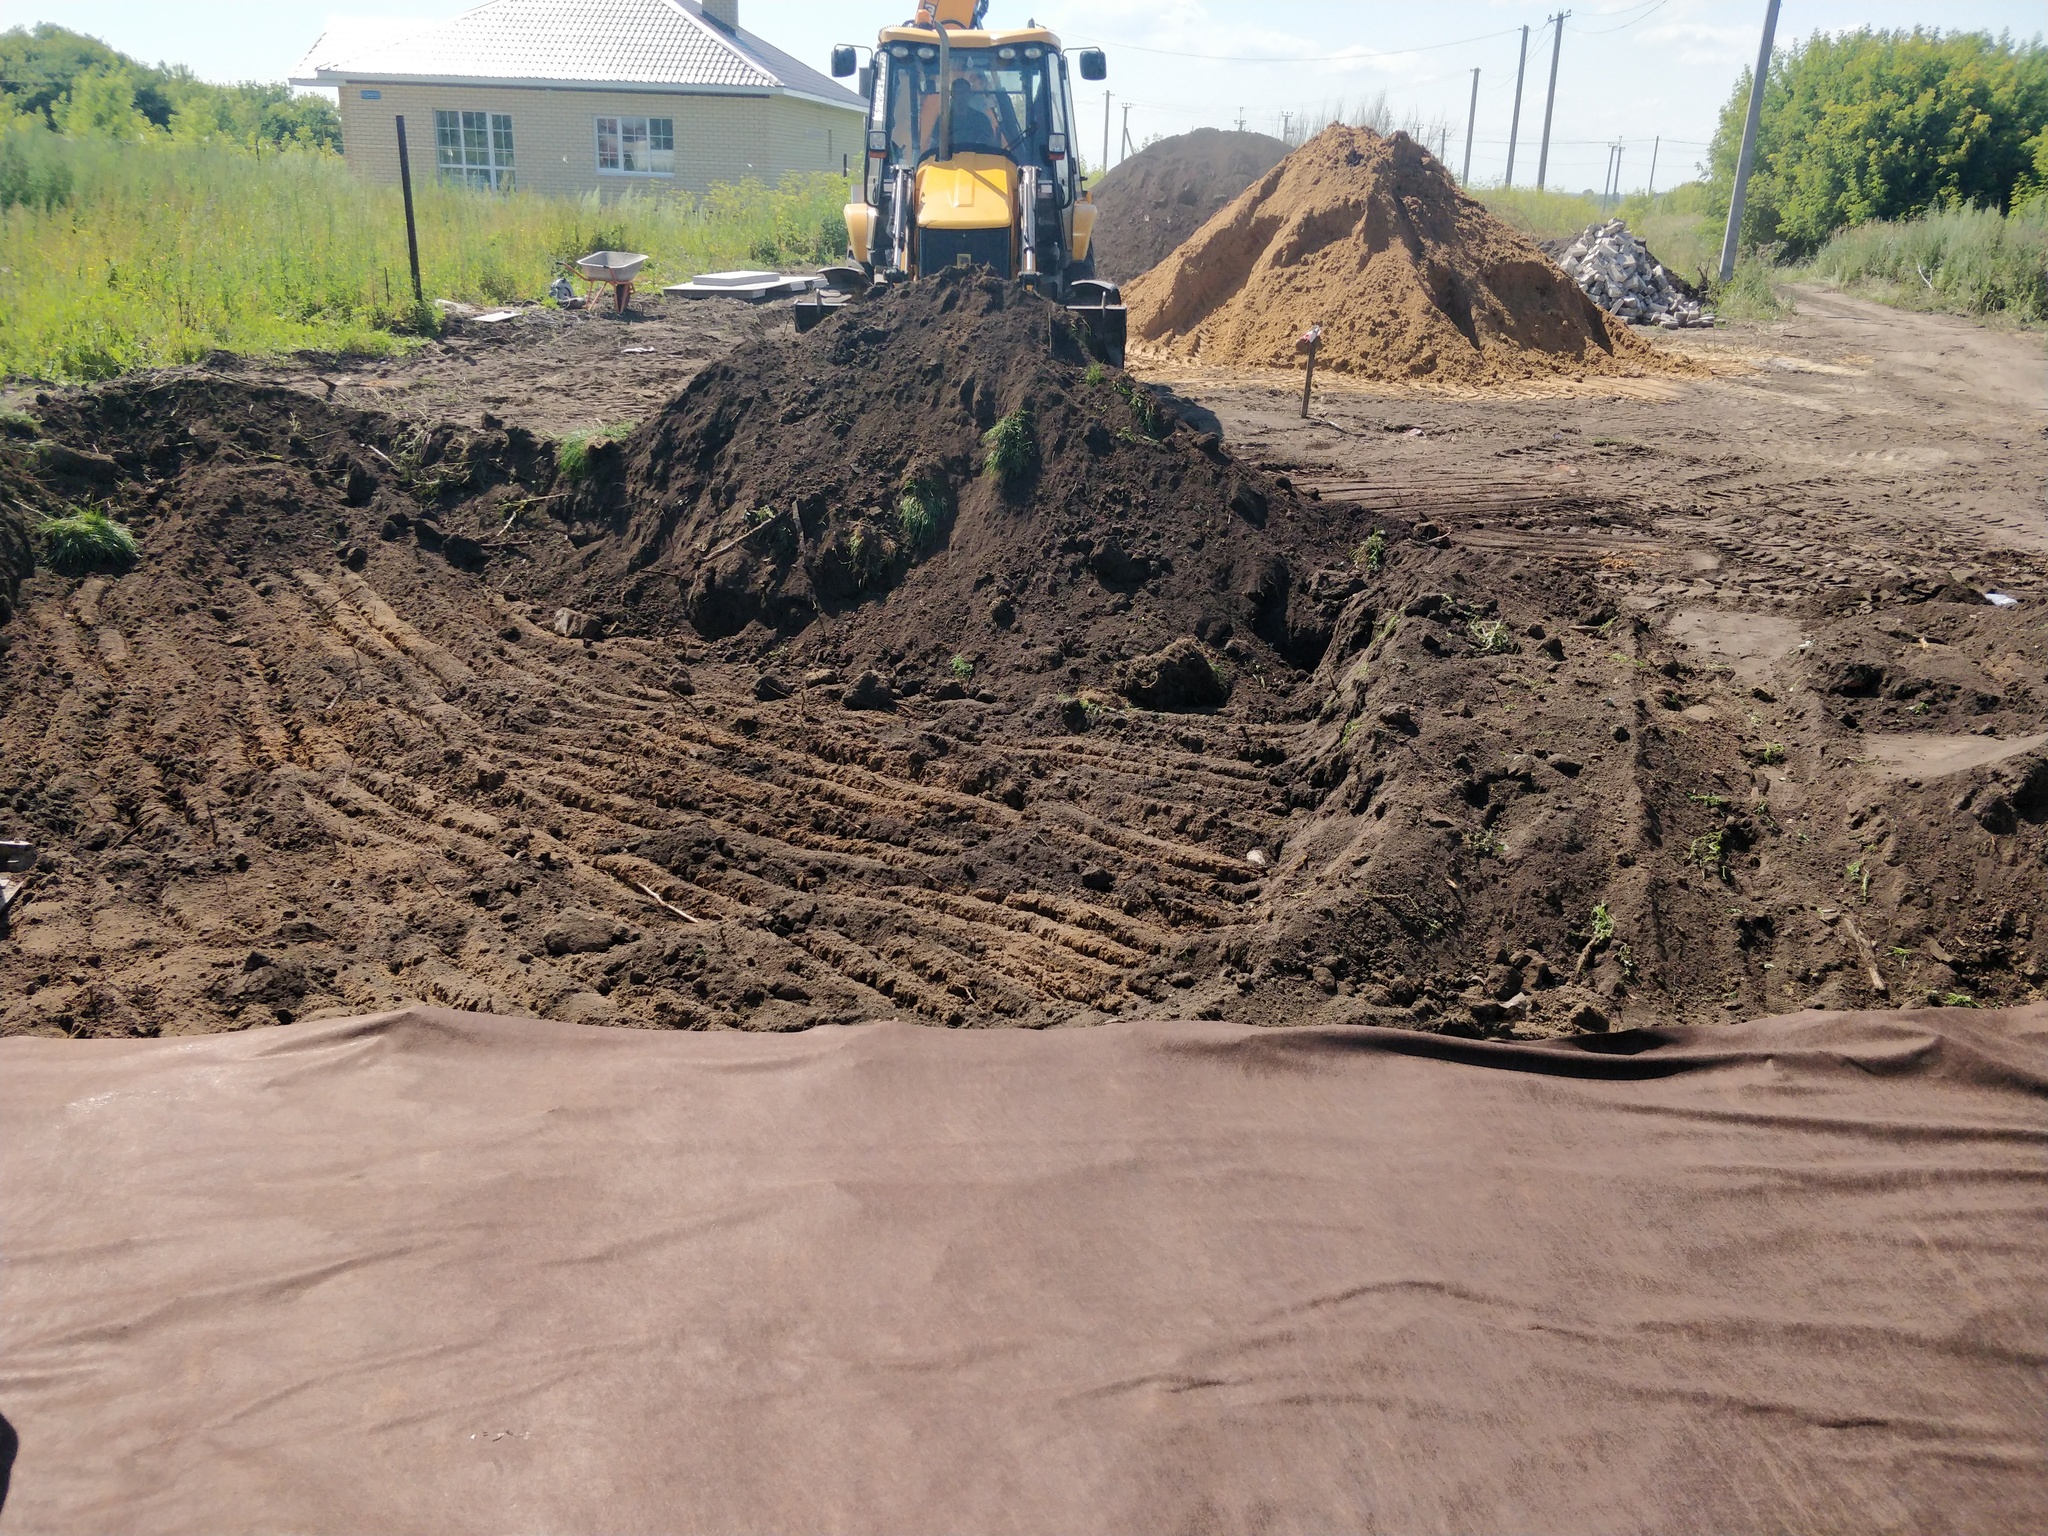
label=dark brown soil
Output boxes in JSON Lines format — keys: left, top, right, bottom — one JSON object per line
{"left": 1087, "top": 128, "right": 1293, "bottom": 282}
{"left": 536, "top": 268, "right": 1353, "bottom": 691}
{"left": 1, "top": 283, "right": 2044, "bottom": 1042}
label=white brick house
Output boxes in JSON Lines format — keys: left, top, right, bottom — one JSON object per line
{"left": 293, "top": 0, "right": 865, "bottom": 199}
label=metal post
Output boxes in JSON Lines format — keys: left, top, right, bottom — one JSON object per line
{"left": 1460, "top": 67, "right": 1480, "bottom": 185}
{"left": 1718, "top": 0, "right": 1781, "bottom": 282}
{"left": 1535, "top": 11, "right": 1568, "bottom": 191}
{"left": 1298, "top": 325, "right": 1321, "bottom": 418}
{"left": 394, "top": 115, "right": 423, "bottom": 304}
{"left": 1647, "top": 134, "right": 1660, "bottom": 197}
{"left": 1504, "top": 26, "right": 1529, "bottom": 187}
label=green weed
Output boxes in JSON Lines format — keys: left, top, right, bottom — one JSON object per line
{"left": 982, "top": 409, "right": 1037, "bottom": 486}
{"left": 1352, "top": 528, "right": 1387, "bottom": 573}
{"left": 1940, "top": 991, "right": 1977, "bottom": 1008}
{"left": 0, "top": 407, "right": 38, "bottom": 437}
{"left": 1468, "top": 618, "right": 1519, "bottom": 655}
{"left": 1755, "top": 741, "right": 1785, "bottom": 764}
{"left": 1688, "top": 830, "right": 1730, "bottom": 880}
{"left": 1590, "top": 904, "right": 1615, "bottom": 945}
{"left": 1908, "top": 699, "right": 1931, "bottom": 715}
{"left": 949, "top": 653, "right": 975, "bottom": 681}
{"left": 1463, "top": 828, "right": 1505, "bottom": 858}
{"left": 1845, "top": 859, "right": 1870, "bottom": 900}
{"left": 1083, "top": 361, "right": 1105, "bottom": 386}
{"left": 1689, "top": 792, "right": 1727, "bottom": 809}
{"left": 1111, "top": 375, "right": 1166, "bottom": 436}
{"left": 555, "top": 420, "right": 636, "bottom": 478}
{"left": 38, "top": 506, "right": 137, "bottom": 574}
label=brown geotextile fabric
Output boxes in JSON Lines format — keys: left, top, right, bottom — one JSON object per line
{"left": 3, "top": 1005, "right": 2044, "bottom": 1534}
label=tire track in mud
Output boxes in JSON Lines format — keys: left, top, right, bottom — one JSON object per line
{"left": 2, "top": 525, "right": 1290, "bottom": 1035}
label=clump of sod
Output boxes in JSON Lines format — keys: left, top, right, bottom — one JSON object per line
{"left": 555, "top": 421, "right": 637, "bottom": 478}
{"left": 982, "top": 408, "right": 1037, "bottom": 486}
{"left": 898, "top": 480, "right": 946, "bottom": 552}
{"left": 39, "top": 508, "right": 138, "bottom": 575}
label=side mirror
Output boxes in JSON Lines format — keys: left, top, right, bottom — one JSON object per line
{"left": 1077, "top": 49, "right": 1106, "bottom": 81}
{"left": 857, "top": 63, "right": 875, "bottom": 98}
{"left": 867, "top": 127, "right": 888, "bottom": 155}
{"left": 1046, "top": 131, "right": 1067, "bottom": 161}
{"left": 830, "top": 44, "right": 857, "bottom": 78}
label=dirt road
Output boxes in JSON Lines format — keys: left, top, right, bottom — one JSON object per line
{"left": 2, "top": 288, "right": 2042, "bottom": 1039}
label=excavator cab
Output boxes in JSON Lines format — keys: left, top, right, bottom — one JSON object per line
{"left": 805, "top": 1, "right": 1124, "bottom": 360}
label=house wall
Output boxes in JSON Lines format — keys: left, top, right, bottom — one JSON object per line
{"left": 334, "top": 81, "right": 861, "bottom": 198}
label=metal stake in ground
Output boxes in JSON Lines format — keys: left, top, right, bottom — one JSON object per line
{"left": 394, "top": 115, "right": 423, "bottom": 304}
{"left": 1297, "top": 324, "right": 1322, "bottom": 419}
{"left": 1535, "top": 11, "right": 1569, "bottom": 191}
{"left": 1719, "top": 0, "right": 1782, "bottom": 282}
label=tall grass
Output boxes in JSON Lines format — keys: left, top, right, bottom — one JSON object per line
{"left": 1808, "top": 203, "right": 2048, "bottom": 322}
{"left": 1480, "top": 183, "right": 1722, "bottom": 280}
{"left": 0, "top": 131, "right": 850, "bottom": 380}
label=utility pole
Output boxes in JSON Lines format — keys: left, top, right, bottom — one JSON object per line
{"left": 1281, "top": 110, "right": 1292, "bottom": 144}
{"left": 1535, "top": 11, "right": 1569, "bottom": 191}
{"left": 1504, "top": 25, "right": 1529, "bottom": 187}
{"left": 1460, "top": 67, "right": 1480, "bottom": 185}
{"left": 1719, "top": 0, "right": 1781, "bottom": 281}
{"left": 1613, "top": 143, "right": 1624, "bottom": 208}
{"left": 1101, "top": 89, "right": 1110, "bottom": 174}
{"left": 1119, "top": 102, "right": 1132, "bottom": 163}
{"left": 1236, "top": 107, "right": 1246, "bottom": 132}
{"left": 1647, "top": 134, "right": 1660, "bottom": 196}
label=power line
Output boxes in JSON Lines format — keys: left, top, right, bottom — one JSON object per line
{"left": 1578, "top": 0, "right": 1672, "bottom": 35}
{"left": 1064, "top": 24, "right": 1524, "bottom": 65}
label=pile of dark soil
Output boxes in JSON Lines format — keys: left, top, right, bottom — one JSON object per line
{"left": 1087, "top": 128, "right": 1293, "bottom": 281}
{"left": 542, "top": 267, "right": 1359, "bottom": 699}
{"left": 1125, "top": 125, "right": 1690, "bottom": 385}
{"left": 1, "top": 300, "right": 2043, "bottom": 1043}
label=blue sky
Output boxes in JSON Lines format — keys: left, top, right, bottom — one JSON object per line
{"left": 3, "top": 1, "right": 2041, "bottom": 192}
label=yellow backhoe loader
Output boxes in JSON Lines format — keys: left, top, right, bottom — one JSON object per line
{"left": 800, "top": 0, "right": 1126, "bottom": 360}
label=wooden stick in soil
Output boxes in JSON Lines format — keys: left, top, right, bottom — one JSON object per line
{"left": 394, "top": 116, "right": 424, "bottom": 304}
{"left": 1298, "top": 324, "right": 1322, "bottom": 419}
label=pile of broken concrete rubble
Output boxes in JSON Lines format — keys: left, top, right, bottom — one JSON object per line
{"left": 1557, "top": 220, "right": 1714, "bottom": 329}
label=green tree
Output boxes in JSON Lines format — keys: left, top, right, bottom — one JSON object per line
{"left": 1709, "top": 28, "right": 2048, "bottom": 251}
{"left": 1, "top": 24, "right": 339, "bottom": 151}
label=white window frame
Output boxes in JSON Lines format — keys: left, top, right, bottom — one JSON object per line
{"left": 434, "top": 109, "right": 515, "bottom": 191}
{"left": 595, "top": 115, "right": 676, "bottom": 177}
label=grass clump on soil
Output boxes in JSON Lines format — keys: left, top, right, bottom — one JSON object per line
{"left": 950, "top": 654, "right": 975, "bottom": 681}
{"left": 982, "top": 409, "right": 1037, "bottom": 486}
{"left": 38, "top": 507, "right": 137, "bottom": 574}
{"left": 1353, "top": 529, "right": 1387, "bottom": 572}
{"left": 1468, "top": 618, "right": 1518, "bottom": 655}
{"left": 1710, "top": 260, "right": 1791, "bottom": 320}
{"left": 898, "top": 481, "right": 945, "bottom": 551}
{"left": 0, "top": 132, "right": 852, "bottom": 380}
{"left": 1808, "top": 204, "right": 2048, "bottom": 323}
{"left": 556, "top": 421, "right": 636, "bottom": 479}
{"left": 0, "top": 407, "right": 39, "bottom": 437}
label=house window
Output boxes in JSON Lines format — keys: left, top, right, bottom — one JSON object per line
{"left": 434, "top": 110, "right": 514, "bottom": 190}
{"left": 596, "top": 116, "right": 675, "bottom": 175}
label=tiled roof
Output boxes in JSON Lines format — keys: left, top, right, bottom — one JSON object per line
{"left": 299, "top": 0, "right": 862, "bottom": 104}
